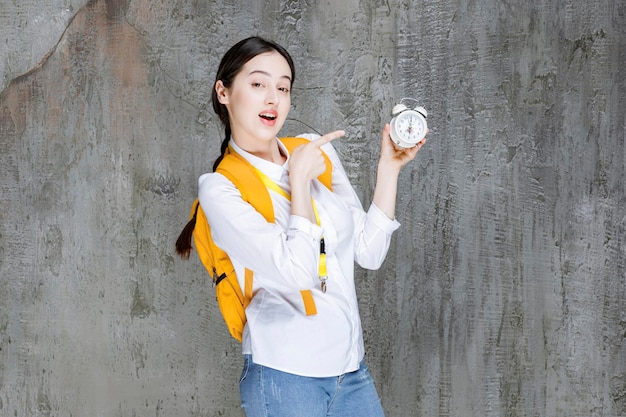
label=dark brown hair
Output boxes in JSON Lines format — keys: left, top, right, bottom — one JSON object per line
{"left": 211, "top": 36, "right": 295, "bottom": 171}
{"left": 176, "top": 36, "right": 295, "bottom": 258}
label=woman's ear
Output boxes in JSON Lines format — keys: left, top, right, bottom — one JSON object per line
{"left": 215, "top": 80, "right": 229, "bottom": 104}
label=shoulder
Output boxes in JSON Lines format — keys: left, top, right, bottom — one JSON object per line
{"left": 198, "top": 171, "right": 241, "bottom": 203}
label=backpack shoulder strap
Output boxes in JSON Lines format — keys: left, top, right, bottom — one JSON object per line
{"left": 216, "top": 148, "right": 275, "bottom": 222}
{"left": 281, "top": 137, "right": 333, "bottom": 191}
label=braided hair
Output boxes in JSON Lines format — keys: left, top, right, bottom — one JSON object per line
{"left": 176, "top": 36, "right": 295, "bottom": 258}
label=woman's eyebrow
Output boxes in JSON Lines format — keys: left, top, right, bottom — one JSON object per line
{"left": 248, "top": 70, "right": 292, "bottom": 82}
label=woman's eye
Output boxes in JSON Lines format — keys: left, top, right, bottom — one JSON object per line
{"left": 252, "top": 82, "right": 264, "bottom": 88}
{"left": 278, "top": 87, "right": 290, "bottom": 93}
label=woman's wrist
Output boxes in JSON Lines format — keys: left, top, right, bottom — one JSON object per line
{"left": 289, "top": 177, "right": 316, "bottom": 223}
{"left": 377, "top": 161, "right": 401, "bottom": 182}
{"left": 372, "top": 164, "right": 400, "bottom": 220}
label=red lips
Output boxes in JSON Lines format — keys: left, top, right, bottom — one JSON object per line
{"left": 259, "top": 110, "right": 278, "bottom": 126}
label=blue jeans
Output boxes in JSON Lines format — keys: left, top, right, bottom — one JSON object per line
{"left": 239, "top": 355, "right": 385, "bottom": 417}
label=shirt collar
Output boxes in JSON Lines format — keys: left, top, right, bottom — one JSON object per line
{"left": 228, "top": 138, "right": 289, "bottom": 182}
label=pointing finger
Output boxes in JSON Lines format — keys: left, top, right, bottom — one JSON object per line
{"left": 311, "top": 130, "right": 345, "bottom": 147}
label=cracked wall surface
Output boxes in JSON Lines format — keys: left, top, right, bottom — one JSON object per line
{"left": 1, "top": 0, "right": 625, "bottom": 416}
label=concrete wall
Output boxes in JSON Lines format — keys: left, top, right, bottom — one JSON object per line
{"left": 1, "top": 0, "right": 624, "bottom": 416}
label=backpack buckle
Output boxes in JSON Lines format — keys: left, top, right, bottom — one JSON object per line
{"left": 212, "top": 268, "right": 227, "bottom": 286}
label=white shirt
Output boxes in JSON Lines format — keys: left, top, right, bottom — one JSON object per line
{"left": 198, "top": 135, "right": 400, "bottom": 377}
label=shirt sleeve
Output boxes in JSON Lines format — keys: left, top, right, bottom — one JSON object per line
{"left": 198, "top": 172, "right": 323, "bottom": 291}
{"left": 316, "top": 137, "right": 401, "bottom": 270}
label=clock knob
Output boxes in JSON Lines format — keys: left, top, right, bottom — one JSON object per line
{"left": 415, "top": 106, "right": 428, "bottom": 118}
{"left": 391, "top": 104, "right": 408, "bottom": 116}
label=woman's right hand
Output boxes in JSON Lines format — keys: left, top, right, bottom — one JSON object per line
{"left": 288, "top": 130, "right": 344, "bottom": 222}
{"left": 288, "top": 130, "right": 345, "bottom": 185}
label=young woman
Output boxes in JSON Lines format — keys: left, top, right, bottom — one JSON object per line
{"left": 187, "top": 36, "right": 426, "bottom": 417}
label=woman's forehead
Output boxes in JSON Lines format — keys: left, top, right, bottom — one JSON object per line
{"left": 241, "top": 52, "right": 292, "bottom": 81}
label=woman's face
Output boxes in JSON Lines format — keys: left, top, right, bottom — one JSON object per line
{"left": 215, "top": 51, "right": 292, "bottom": 149}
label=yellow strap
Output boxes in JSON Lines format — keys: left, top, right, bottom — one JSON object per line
{"left": 251, "top": 165, "right": 291, "bottom": 201}
{"left": 311, "top": 198, "right": 321, "bottom": 227}
{"left": 220, "top": 149, "right": 275, "bottom": 222}
{"left": 300, "top": 290, "right": 317, "bottom": 315}
{"left": 319, "top": 253, "right": 327, "bottom": 278}
{"left": 250, "top": 165, "right": 322, "bottom": 227}
{"left": 244, "top": 268, "right": 254, "bottom": 308}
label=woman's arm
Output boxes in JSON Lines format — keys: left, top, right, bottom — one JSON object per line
{"left": 372, "top": 124, "right": 427, "bottom": 219}
{"left": 199, "top": 172, "right": 323, "bottom": 291}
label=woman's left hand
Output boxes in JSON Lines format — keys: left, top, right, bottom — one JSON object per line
{"left": 378, "top": 123, "right": 428, "bottom": 172}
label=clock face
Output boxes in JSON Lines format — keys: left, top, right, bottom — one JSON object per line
{"left": 391, "top": 110, "right": 427, "bottom": 147}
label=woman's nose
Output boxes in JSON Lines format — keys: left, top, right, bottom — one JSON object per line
{"left": 265, "top": 88, "right": 279, "bottom": 104}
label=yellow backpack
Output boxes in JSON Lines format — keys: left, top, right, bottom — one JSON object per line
{"left": 176, "top": 137, "right": 333, "bottom": 342}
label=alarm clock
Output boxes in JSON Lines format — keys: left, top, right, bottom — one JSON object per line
{"left": 389, "top": 100, "right": 428, "bottom": 148}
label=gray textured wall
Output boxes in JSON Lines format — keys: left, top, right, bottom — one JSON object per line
{"left": 1, "top": 0, "right": 625, "bottom": 416}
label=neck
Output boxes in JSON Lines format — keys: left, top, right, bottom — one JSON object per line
{"left": 234, "top": 136, "right": 286, "bottom": 164}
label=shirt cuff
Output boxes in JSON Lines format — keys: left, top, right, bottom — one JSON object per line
{"left": 288, "top": 215, "right": 324, "bottom": 240}
{"left": 367, "top": 203, "right": 401, "bottom": 233}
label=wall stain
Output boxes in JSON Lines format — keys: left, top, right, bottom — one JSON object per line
{"left": 144, "top": 173, "right": 180, "bottom": 198}
{"left": 130, "top": 282, "right": 151, "bottom": 319}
